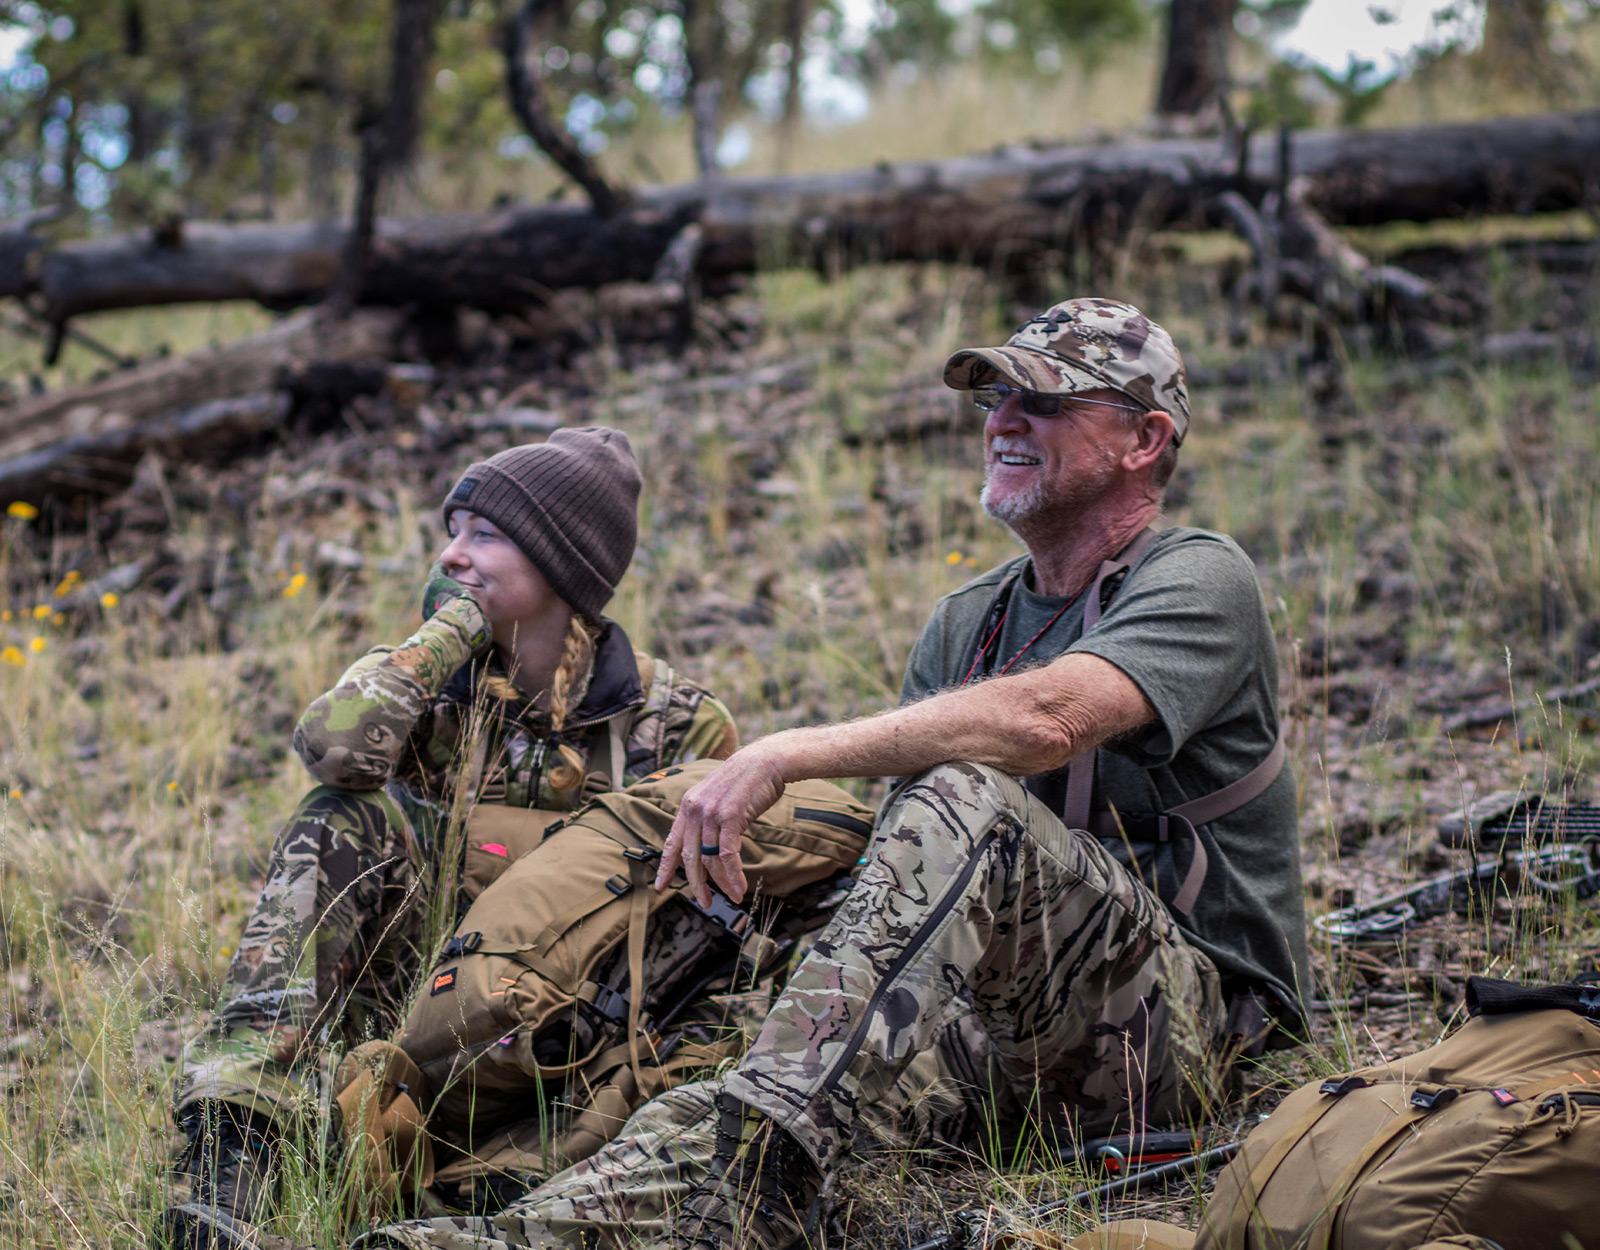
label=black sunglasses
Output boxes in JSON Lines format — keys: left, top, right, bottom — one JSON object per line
{"left": 971, "top": 382, "right": 1144, "bottom": 418}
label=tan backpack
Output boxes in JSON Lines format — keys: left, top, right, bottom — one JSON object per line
{"left": 1061, "top": 979, "right": 1600, "bottom": 1250}
{"left": 395, "top": 759, "right": 872, "bottom": 1164}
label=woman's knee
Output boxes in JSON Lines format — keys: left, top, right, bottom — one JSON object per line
{"left": 275, "top": 786, "right": 405, "bottom": 863}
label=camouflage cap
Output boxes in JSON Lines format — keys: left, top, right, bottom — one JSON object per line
{"left": 943, "top": 297, "right": 1191, "bottom": 443}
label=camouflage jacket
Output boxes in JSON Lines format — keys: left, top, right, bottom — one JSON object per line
{"left": 293, "top": 596, "right": 738, "bottom": 812}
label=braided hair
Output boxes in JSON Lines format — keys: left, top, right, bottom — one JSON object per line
{"left": 544, "top": 615, "right": 598, "bottom": 795}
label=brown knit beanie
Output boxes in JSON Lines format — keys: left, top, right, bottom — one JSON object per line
{"left": 441, "top": 427, "right": 641, "bottom": 621}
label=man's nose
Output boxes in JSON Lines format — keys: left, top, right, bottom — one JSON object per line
{"left": 984, "top": 390, "right": 1029, "bottom": 438}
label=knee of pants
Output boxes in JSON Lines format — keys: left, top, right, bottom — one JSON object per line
{"left": 875, "top": 761, "right": 1069, "bottom": 867}
{"left": 877, "top": 761, "right": 1025, "bottom": 842}
{"left": 276, "top": 785, "right": 408, "bottom": 858}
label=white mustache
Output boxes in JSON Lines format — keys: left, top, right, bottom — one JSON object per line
{"left": 989, "top": 437, "right": 1042, "bottom": 459}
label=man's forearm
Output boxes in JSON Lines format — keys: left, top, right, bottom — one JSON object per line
{"left": 758, "top": 653, "right": 1153, "bottom": 784}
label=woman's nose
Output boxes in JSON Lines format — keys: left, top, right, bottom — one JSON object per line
{"left": 439, "top": 532, "right": 471, "bottom": 572}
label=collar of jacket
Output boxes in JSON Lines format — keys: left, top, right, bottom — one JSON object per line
{"left": 441, "top": 619, "right": 646, "bottom": 730}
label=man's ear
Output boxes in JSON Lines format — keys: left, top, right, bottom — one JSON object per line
{"left": 1121, "top": 409, "right": 1175, "bottom": 472}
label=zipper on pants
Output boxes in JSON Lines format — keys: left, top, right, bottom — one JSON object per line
{"left": 818, "top": 823, "right": 1004, "bottom": 1096}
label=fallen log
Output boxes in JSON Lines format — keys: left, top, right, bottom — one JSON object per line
{"left": 1, "top": 109, "right": 1595, "bottom": 321}
{"left": 0, "top": 307, "right": 401, "bottom": 509}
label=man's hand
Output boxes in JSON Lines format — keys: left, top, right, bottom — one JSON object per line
{"left": 421, "top": 561, "right": 474, "bottom": 621}
{"left": 655, "top": 746, "right": 788, "bottom": 906}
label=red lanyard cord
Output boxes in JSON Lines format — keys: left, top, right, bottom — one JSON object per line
{"left": 961, "top": 591, "right": 1081, "bottom": 686}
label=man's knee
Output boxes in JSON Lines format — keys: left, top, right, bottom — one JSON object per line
{"left": 879, "top": 761, "right": 1034, "bottom": 844}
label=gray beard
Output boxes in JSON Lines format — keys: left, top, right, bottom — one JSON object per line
{"left": 981, "top": 459, "right": 1114, "bottom": 539}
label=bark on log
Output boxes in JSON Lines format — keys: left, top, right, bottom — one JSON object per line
{"left": 2, "top": 109, "right": 1597, "bottom": 321}
{"left": 0, "top": 307, "right": 401, "bottom": 508}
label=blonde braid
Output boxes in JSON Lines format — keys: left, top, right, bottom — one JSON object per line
{"left": 545, "top": 615, "right": 598, "bottom": 795}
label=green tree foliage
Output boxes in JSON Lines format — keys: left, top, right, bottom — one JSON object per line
{"left": 0, "top": 0, "right": 394, "bottom": 222}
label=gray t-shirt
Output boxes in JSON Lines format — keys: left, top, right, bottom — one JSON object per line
{"left": 901, "top": 526, "right": 1310, "bottom": 1026}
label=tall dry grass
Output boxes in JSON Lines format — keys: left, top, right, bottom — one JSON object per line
{"left": 1, "top": 246, "right": 1598, "bottom": 1244}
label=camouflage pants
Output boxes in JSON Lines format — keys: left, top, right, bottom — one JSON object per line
{"left": 359, "top": 1026, "right": 1004, "bottom": 1250}
{"left": 726, "top": 762, "right": 1224, "bottom": 1169}
{"left": 359, "top": 762, "right": 1222, "bottom": 1250}
{"left": 176, "top": 783, "right": 442, "bottom": 1121}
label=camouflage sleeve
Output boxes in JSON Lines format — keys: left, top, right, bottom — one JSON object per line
{"left": 293, "top": 596, "right": 491, "bottom": 790}
{"left": 666, "top": 688, "right": 740, "bottom": 764}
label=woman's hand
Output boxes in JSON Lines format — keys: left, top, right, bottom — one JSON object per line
{"left": 421, "top": 561, "right": 475, "bottom": 621}
{"left": 655, "top": 746, "right": 788, "bottom": 907}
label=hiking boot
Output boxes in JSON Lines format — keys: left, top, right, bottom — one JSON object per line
{"left": 669, "top": 1092, "right": 822, "bottom": 1250}
{"left": 156, "top": 1104, "right": 280, "bottom": 1250}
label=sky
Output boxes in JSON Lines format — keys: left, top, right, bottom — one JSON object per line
{"left": 1274, "top": 0, "right": 1484, "bottom": 78}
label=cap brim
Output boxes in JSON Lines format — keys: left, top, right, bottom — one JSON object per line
{"left": 943, "top": 346, "right": 1118, "bottom": 397}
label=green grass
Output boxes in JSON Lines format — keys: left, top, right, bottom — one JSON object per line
{"left": 2, "top": 247, "right": 1600, "bottom": 1245}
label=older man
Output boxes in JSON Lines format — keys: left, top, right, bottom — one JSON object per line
{"left": 361, "top": 298, "right": 1307, "bottom": 1250}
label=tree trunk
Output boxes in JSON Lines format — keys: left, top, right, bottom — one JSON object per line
{"left": 0, "top": 308, "right": 402, "bottom": 509}
{"left": 382, "top": 0, "right": 439, "bottom": 172}
{"left": 1156, "top": 0, "right": 1236, "bottom": 117}
{"left": 775, "top": 0, "right": 807, "bottom": 172}
{"left": 4, "top": 109, "right": 1598, "bottom": 321}
{"left": 500, "top": 0, "right": 624, "bottom": 217}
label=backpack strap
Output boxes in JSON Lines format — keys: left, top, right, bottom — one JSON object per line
{"left": 1312, "top": 1094, "right": 1453, "bottom": 1250}
{"left": 1214, "top": 1092, "right": 1349, "bottom": 1246}
{"left": 1061, "top": 528, "right": 1159, "bottom": 833}
{"left": 622, "top": 847, "right": 655, "bottom": 1090}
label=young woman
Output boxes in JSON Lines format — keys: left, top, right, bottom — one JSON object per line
{"left": 164, "top": 428, "right": 739, "bottom": 1247}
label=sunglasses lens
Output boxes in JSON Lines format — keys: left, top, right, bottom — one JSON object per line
{"left": 972, "top": 384, "right": 1065, "bottom": 415}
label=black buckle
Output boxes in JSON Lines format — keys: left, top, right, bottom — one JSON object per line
{"left": 590, "top": 984, "right": 629, "bottom": 1023}
{"left": 1410, "top": 1086, "right": 1459, "bottom": 1111}
{"left": 605, "top": 874, "right": 632, "bottom": 896}
{"left": 441, "top": 931, "right": 482, "bottom": 959}
{"left": 624, "top": 846, "right": 660, "bottom": 863}
{"left": 1320, "top": 1075, "right": 1368, "bottom": 1097}
{"left": 691, "top": 891, "right": 752, "bottom": 938}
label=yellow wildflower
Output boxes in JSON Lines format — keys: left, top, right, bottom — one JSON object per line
{"left": 0, "top": 646, "right": 22, "bottom": 667}
{"left": 167, "top": 780, "right": 179, "bottom": 792}
{"left": 6, "top": 501, "right": 38, "bottom": 520}
{"left": 28, "top": 636, "right": 45, "bottom": 654}
{"left": 53, "top": 571, "right": 82, "bottom": 597}
{"left": 32, "top": 604, "right": 50, "bottom": 620}
{"left": 965, "top": 556, "right": 979, "bottom": 568}
{"left": 1, "top": 609, "right": 10, "bottom": 622}
{"left": 282, "top": 572, "right": 309, "bottom": 598}
{"left": 100, "top": 592, "right": 120, "bottom": 609}
{"left": 945, "top": 551, "right": 964, "bottom": 566}
{"left": 7, "top": 787, "right": 19, "bottom": 799}
{"left": 218, "top": 947, "right": 232, "bottom": 958}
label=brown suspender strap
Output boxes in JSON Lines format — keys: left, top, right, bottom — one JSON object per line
{"left": 1061, "top": 527, "right": 1287, "bottom": 919}
{"left": 1085, "top": 728, "right": 1286, "bottom": 919}
{"left": 1169, "top": 731, "right": 1289, "bottom": 829}
{"left": 1164, "top": 727, "right": 1286, "bottom": 916}
{"left": 1061, "top": 528, "right": 1158, "bottom": 834}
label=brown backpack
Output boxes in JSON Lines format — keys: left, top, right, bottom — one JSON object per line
{"left": 1063, "top": 979, "right": 1600, "bottom": 1250}
{"left": 394, "top": 759, "right": 872, "bottom": 1167}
